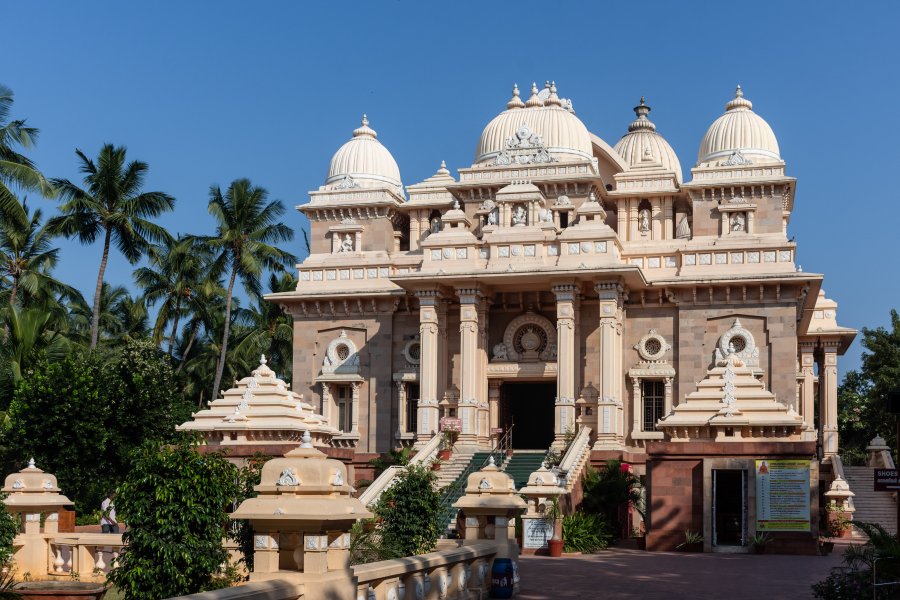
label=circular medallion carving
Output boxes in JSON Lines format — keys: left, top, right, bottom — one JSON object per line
{"left": 501, "top": 312, "right": 557, "bottom": 362}
{"left": 402, "top": 337, "right": 421, "bottom": 365}
{"left": 634, "top": 329, "right": 670, "bottom": 362}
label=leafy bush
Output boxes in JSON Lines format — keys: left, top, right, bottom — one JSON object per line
{"left": 368, "top": 447, "right": 414, "bottom": 477}
{"left": 108, "top": 438, "right": 240, "bottom": 599}
{"left": 811, "top": 568, "right": 872, "bottom": 600}
{"left": 563, "top": 512, "right": 611, "bottom": 553}
{"left": 812, "top": 521, "right": 900, "bottom": 599}
{"left": 348, "top": 520, "right": 405, "bottom": 565}
{"left": 0, "top": 493, "right": 17, "bottom": 565}
{"left": 229, "top": 454, "right": 268, "bottom": 576}
{"left": 581, "top": 460, "right": 644, "bottom": 537}
{"left": 375, "top": 463, "right": 442, "bottom": 557}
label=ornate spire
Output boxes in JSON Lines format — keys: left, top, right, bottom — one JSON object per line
{"left": 725, "top": 85, "right": 753, "bottom": 111}
{"left": 525, "top": 82, "right": 544, "bottom": 108}
{"left": 507, "top": 83, "right": 525, "bottom": 109}
{"left": 437, "top": 159, "right": 450, "bottom": 176}
{"left": 352, "top": 114, "right": 378, "bottom": 138}
{"left": 545, "top": 80, "right": 562, "bottom": 107}
{"left": 628, "top": 96, "right": 657, "bottom": 132}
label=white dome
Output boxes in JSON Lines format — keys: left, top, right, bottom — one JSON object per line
{"left": 325, "top": 115, "right": 402, "bottom": 191}
{"left": 697, "top": 86, "right": 781, "bottom": 166}
{"left": 474, "top": 82, "right": 594, "bottom": 165}
{"left": 613, "top": 98, "right": 682, "bottom": 183}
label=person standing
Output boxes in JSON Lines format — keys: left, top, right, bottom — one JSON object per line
{"left": 101, "top": 491, "right": 119, "bottom": 534}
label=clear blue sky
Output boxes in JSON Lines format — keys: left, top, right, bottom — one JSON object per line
{"left": 6, "top": 1, "right": 899, "bottom": 377}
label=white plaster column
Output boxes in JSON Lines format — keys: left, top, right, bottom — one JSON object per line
{"left": 663, "top": 197, "right": 674, "bottom": 240}
{"left": 553, "top": 283, "right": 579, "bottom": 445}
{"left": 396, "top": 380, "right": 407, "bottom": 437}
{"left": 629, "top": 199, "right": 639, "bottom": 240}
{"left": 630, "top": 376, "right": 642, "bottom": 435}
{"left": 437, "top": 299, "right": 449, "bottom": 407}
{"left": 320, "top": 382, "right": 332, "bottom": 425}
{"left": 617, "top": 200, "right": 628, "bottom": 241}
{"left": 477, "top": 297, "right": 491, "bottom": 446}
{"left": 415, "top": 290, "right": 443, "bottom": 444}
{"left": 350, "top": 381, "right": 360, "bottom": 435}
{"left": 456, "top": 287, "right": 486, "bottom": 446}
{"left": 409, "top": 210, "right": 421, "bottom": 251}
{"left": 651, "top": 200, "right": 662, "bottom": 240}
{"left": 488, "top": 380, "right": 501, "bottom": 436}
{"left": 594, "top": 282, "right": 625, "bottom": 450}
{"left": 820, "top": 341, "right": 840, "bottom": 456}
{"left": 799, "top": 341, "right": 817, "bottom": 441}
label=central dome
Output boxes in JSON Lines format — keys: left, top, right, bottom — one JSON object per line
{"left": 697, "top": 86, "right": 781, "bottom": 167}
{"left": 474, "top": 82, "right": 593, "bottom": 166}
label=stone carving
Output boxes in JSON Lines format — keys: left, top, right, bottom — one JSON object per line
{"left": 492, "top": 342, "right": 509, "bottom": 361}
{"left": 512, "top": 204, "right": 527, "bottom": 226}
{"left": 238, "top": 389, "right": 252, "bottom": 413}
{"left": 492, "top": 123, "right": 555, "bottom": 165}
{"left": 337, "top": 233, "right": 354, "bottom": 252}
{"left": 478, "top": 478, "right": 493, "bottom": 490}
{"left": 720, "top": 149, "right": 753, "bottom": 166}
{"left": 334, "top": 175, "right": 359, "bottom": 189}
{"left": 676, "top": 214, "right": 691, "bottom": 239}
{"left": 11, "top": 479, "right": 23, "bottom": 490}
{"left": 730, "top": 212, "right": 746, "bottom": 232}
{"left": 634, "top": 329, "right": 671, "bottom": 362}
{"left": 430, "top": 217, "right": 442, "bottom": 234}
{"left": 638, "top": 208, "right": 651, "bottom": 233}
{"left": 714, "top": 318, "right": 760, "bottom": 367}
{"left": 331, "top": 469, "right": 344, "bottom": 486}
{"left": 254, "top": 535, "right": 269, "bottom": 549}
{"left": 340, "top": 217, "right": 358, "bottom": 225}
{"left": 539, "top": 208, "right": 554, "bottom": 223}
{"left": 276, "top": 468, "right": 299, "bottom": 486}
{"left": 42, "top": 479, "right": 53, "bottom": 490}
{"left": 323, "top": 330, "right": 360, "bottom": 375}
{"left": 487, "top": 209, "right": 498, "bottom": 225}
{"left": 555, "top": 195, "right": 571, "bottom": 206}
{"left": 721, "top": 359, "right": 738, "bottom": 416}
{"left": 502, "top": 312, "right": 557, "bottom": 362}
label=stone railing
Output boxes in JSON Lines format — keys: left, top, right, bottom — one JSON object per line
{"left": 359, "top": 435, "right": 442, "bottom": 507}
{"left": 353, "top": 541, "right": 495, "bottom": 600}
{"left": 41, "top": 533, "right": 125, "bottom": 582}
{"left": 556, "top": 427, "right": 592, "bottom": 493}
{"left": 170, "top": 580, "right": 303, "bottom": 600}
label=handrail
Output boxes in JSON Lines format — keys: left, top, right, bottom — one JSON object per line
{"left": 359, "top": 434, "right": 442, "bottom": 507}
{"left": 557, "top": 427, "right": 592, "bottom": 478}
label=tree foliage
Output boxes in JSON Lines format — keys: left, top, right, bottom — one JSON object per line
{"left": 1, "top": 338, "right": 192, "bottom": 512}
{"left": 581, "top": 460, "right": 644, "bottom": 538}
{"left": 0, "top": 492, "right": 17, "bottom": 565}
{"left": 108, "top": 439, "right": 240, "bottom": 599}
{"left": 374, "top": 463, "right": 442, "bottom": 557}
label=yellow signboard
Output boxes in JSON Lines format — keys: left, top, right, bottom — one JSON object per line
{"left": 755, "top": 459, "right": 811, "bottom": 532}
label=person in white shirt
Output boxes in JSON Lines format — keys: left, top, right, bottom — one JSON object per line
{"left": 101, "top": 492, "right": 119, "bottom": 534}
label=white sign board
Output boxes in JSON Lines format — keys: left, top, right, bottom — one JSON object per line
{"left": 522, "top": 517, "right": 554, "bottom": 549}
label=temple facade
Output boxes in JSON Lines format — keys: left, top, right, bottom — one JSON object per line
{"left": 271, "top": 81, "right": 853, "bottom": 459}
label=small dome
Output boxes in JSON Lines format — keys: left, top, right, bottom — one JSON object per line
{"left": 325, "top": 115, "right": 403, "bottom": 191}
{"left": 697, "top": 86, "right": 781, "bottom": 166}
{"left": 475, "top": 82, "right": 594, "bottom": 165}
{"left": 613, "top": 97, "right": 683, "bottom": 182}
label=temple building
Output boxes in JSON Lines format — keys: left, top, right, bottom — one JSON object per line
{"left": 265, "top": 82, "right": 856, "bottom": 552}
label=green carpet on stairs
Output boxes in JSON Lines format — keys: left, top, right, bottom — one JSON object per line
{"left": 438, "top": 452, "right": 493, "bottom": 534}
{"left": 503, "top": 452, "right": 548, "bottom": 490}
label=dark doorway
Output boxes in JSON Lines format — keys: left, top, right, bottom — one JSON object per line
{"left": 500, "top": 382, "right": 556, "bottom": 449}
{"left": 713, "top": 469, "right": 746, "bottom": 546}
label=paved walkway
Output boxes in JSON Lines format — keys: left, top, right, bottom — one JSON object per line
{"left": 518, "top": 546, "right": 849, "bottom": 599}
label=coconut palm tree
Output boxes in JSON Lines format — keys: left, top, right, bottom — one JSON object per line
{"left": 0, "top": 195, "right": 75, "bottom": 307}
{"left": 231, "top": 271, "right": 296, "bottom": 381}
{"left": 135, "top": 235, "right": 213, "bottom": 355}
{"left": 0, "top": 84, "right": 54, "bottom": 216}
{"left": 49, "top": 144, "right": 174, "bottom": 349}
{"left": 68, "top": 282, "right": 142, "bottom": 344}
{"left": 198, "top": 179, "right": 295, "bottom": 400}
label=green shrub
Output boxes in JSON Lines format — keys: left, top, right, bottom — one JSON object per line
{"left": 562, "top": 512, "right": 611, "bottom": 554}
{"left": 348, "top": 520, "right": 405, "bottom": 565}
{"left": 812, "top": 521, "right": 900, "bottom": 599}
{"left": 375, "top": 463, "right": 442, "bottom": 557}
{"left": 108, "top": 438, "right": 240, "bottom": 599}
{"left": 0, "top": 493, "right": 17, "bottom": 565}
{"left": 581, "top": 460, "right": 643, "bottom": 537}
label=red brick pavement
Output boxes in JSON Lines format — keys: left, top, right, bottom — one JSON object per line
{"left": 517, "top": 544, "right": 851, "bottom": 600}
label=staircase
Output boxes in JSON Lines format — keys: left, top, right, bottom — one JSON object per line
{"left": 433, "top": 451, "right": 475, "bottom": 490}
{"left": 438, "top": 452, "right": 493, "bottom": 536}
{"left": 843, "top": 466, "right": 897, "bottom": 535}
{"left": 502, "top": 450, "right": 547, "bottom": 490}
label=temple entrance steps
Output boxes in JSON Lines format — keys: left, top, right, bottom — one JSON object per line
{"left": 843, "top": 466, "right": 897, "bottom": 535}
{"left": 433, "top": 450, "right": 475, "bottom": 490}
{"left": 503, "top": 450, "right": 547, "bottom": 490}
{"left": 439, "top": 452, "right": 494, "bottom": 536}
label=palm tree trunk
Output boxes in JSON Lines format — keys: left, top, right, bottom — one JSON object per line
{"left": 9, "top": 276, "right": 18, "bottom": 307}
{"left": 168, "top": 296, "right": 182, "bottom": 356}
{"left": 90, "top": 229, "right": 111, "bottom": 350}
{"left": 211, "top": 265, "right": 237, "bottom": 401}
{"left": 176, "top": 321, "right": 199, "bottom": 374}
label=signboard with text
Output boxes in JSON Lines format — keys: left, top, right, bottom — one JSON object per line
{"left": 874, "top": 469, "right": 900, "bottom": 491}
{"left": 439, "top": 417, "right": 461, "bottom": 432}
{"left": 522, "top": 517, "right": 554, "bottom": 549}
{"left": 755, "top": 459, "right": 811, "bottom": 532}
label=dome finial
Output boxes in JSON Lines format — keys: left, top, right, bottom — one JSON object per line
{"left": 628, "top": 97, "right": 655, "bottom": 132}
{"left": 546, "top": 80, "right": 562, "bottom": 107}
{"left": 725, "top": 85, "right": 753, "bottom": 111}
{"left": 352, "top": 114, "right": 378, "bottom": 138}
{"left": 437, "top": 160, "right": 450, "bottom": 176}
{"left": 507, "top": 83, "right": 525, "bottom": 109}
{"left": 525, "top": 82, "right": 543, "bottom": 108}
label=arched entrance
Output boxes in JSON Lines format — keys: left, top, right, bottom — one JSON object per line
{"left": 499, "top": 381, "right": 556, "bottom": 449}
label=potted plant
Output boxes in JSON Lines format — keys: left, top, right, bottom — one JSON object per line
{"left": 749, "top": 531, "right": 772, "bottom": 554}
{"left": 675, "top": 529, "right": 703, "bottom": 552}
{"left": 437, "top": 429, "right": 456, "bottom": 462}
{"left": 818, "top": 537, "right": 835, "bottom": 555}
{"left": 825, "top": 501, "right": 853, "bottom": 538}
{"left": 546, "top": 497, "right": 564, "bottom": 557}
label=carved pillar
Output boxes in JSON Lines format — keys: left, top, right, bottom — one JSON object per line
{"left": 617, "top": 200, "right": 628, "bottom": 241}
{"left": 820, "top": 341, "right": 840, "bottom": 456}
{"left": 663, "top": 197, "right": 674, "bottom": 240}
{"left": 409, "top": 210, "right": 421, "bottom": 251}
{"left": 628, "top": 199, "right": 639, "bottom": 240}
{"left": 477, "top": 297, "right": 491, "bottom": 446}
{"left": 651, "top": 199, "right": 662, "bottom": 240}
{"left": 553, "top": 283, "right": 579, "bottom": 445}
{"left": 320, "top": 382, "right": 332, "bottom": 425}
{"left": 416, "top": 290, "right": 443, "bottom": 444}
{"left": 799, "top": 342, "right": 817, "bottom": 441}
{"left": 396, "top": 380, "right": 407, "bottom": 437}
{"left": 350, "top": 381, "right": 360, "bottom": 435}
{"left": 594, "top": 282, "right": 625, "bottom": 450}
{"left": 457, "top": 287, "right": 486, "bottom": 446}
{"left": 437, "top": 299, "right": 450, "bottom": 405}
{"left": 488, "top": 380, "right": 501, "bottom": 436}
